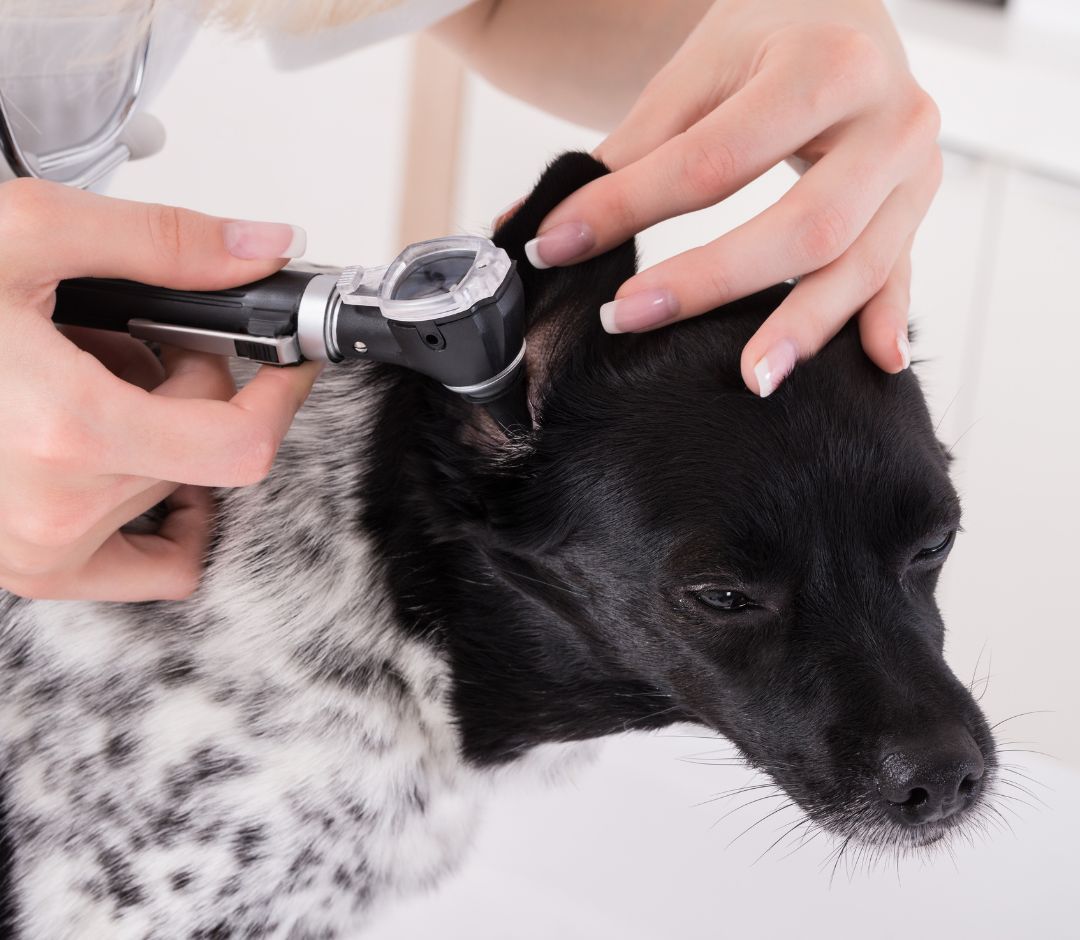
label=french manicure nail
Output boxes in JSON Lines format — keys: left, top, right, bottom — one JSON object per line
{"left": 897, "top": 330, "right": 911, "bottom": 370}
{"left": 752, "top": 340, "right": 799, "bottom": 398}
{"left": 223, "top": 221, "right": 307, "bottom": 260}
{"left": 524, "top": 221, "right": 595, "bottom": 269}
{"left": 599, "top": 289, "right": 680, "bottom": 334}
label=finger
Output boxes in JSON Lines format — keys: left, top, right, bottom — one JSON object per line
{"left": 594, "top": 55, "right": 718, "bottom": 171}
{"left": 527, "top": 65, "right": 874, "bottom": 268}
{"left": 56, "top": 326, "right": 166, "bottom": 390}
{"left": 154, "top": 345, "right": 237, "bottom": 402}
{"left": 2, "top": 477, "right": 179, "bottom": 583}
{"left": 13, "top": 486, "right": 214, "bottom": 602}
{"left": 859, "top": 242, "right": 913, "bottom": 374}
{"left": 601, "top": 131, "right": 916, "bottom": 332}
{"left": 20, "top": 315, "right": 322, "bottom": 488}
{"left": 100, "top": 360, "right": 324, "bottom": 486}
{"left": 0, "top": 177, "right": 305, "bottom": 295}
{"left": 739, "top": 180, "right": 933, "bottom": 395}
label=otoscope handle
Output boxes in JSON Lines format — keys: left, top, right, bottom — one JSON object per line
{"left": 52, "top": 269, "right": 322, "bottom": 364}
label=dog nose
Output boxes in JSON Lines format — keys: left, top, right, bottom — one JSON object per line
{"left": 877, "top": 728, "right": 985, "bottom": 825}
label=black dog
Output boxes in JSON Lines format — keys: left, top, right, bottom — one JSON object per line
{"left": 0, "top": 153, "right": 995, "bottom": 937}
{"left": 377, "top": 150, "right": 995, "bottom": 833}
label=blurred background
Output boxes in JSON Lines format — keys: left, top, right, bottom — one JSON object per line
{"left": 104, "top": 0, "right": 1079, "bottom": 935}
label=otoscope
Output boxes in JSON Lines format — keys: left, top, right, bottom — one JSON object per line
{"left": 50, "top": 235, "right": 530, "bottom": 434}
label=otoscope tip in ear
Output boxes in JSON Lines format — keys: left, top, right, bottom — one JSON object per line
{"left": 480, "top": 368, "right": 531, "bottom": 438}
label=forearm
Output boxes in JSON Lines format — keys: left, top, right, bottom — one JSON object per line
{"left": 429, "top": 0, "right": 712, "bottom": 131}
{"left": 430, "top": 0, "right": 905, "bottom": 132}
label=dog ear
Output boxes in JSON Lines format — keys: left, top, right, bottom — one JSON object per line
{"left": 491, "top": 152, "right": 638, "bottom": 418}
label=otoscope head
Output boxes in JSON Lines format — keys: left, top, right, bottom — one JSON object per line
{"left": 330, "top": 237, "right": 530, "bottom": 435}
{"left": 437, "top": 267, "right": 530, "bottom": 435}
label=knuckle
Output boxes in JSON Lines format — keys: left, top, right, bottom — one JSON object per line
{"left": 800, "top": 301, "right": 836, "bottom": 351}
{"left": 794, "top": 202, "right": 851, "bottom": 267}
{"left": 898, "top": 88, "right": 942, "bottom": 147}
{"left": 703, "top": 257, "right": 736, "bottom": 305}
{"left": 8, "top": 505, "right": 90, "bottom": 551}
{"left": 0, "top": 542, "right": 59, "bottom": 579}
{"left": 232, "top": 426, "right": 279, "bottom": 486}
{"left": 856, "top": 253, "right": 892, "bottom": 299}
{"left": 24, "top": 411, "right": 86, "bottom": 469}
{"left": 789, "top": 24, "right": 889, "bottom": 112}
{"left": 143, "top": 203, "right": 187, "bottom": 266}
{"left": 819, "top": 24, "right": 889, "bottom": 87}
{"left": 680, "top": 137, "right": 738, "bottom": 202}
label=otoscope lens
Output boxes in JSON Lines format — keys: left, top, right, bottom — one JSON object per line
{"left": 393, "top": 252, "right": 475, "bottom": 301}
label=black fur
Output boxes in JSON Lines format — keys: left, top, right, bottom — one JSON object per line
{"left": 364, "top": 152, "right": 995, "bottom": 844}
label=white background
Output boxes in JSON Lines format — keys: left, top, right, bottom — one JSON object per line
{"left": 106, "top": 0, "right": 1080, "bottom": 935}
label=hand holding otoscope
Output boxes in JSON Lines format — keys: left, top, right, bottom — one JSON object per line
{"left": 1, "top": 185, "right": 526, "bottom": 602}
{"left": 52, "top": 234, "right": 529, "bottom": 434}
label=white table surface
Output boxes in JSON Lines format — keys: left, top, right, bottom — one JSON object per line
{"left": 367, "top": 729, "right": 1077, "bottom": 939}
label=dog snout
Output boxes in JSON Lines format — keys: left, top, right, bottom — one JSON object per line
{"left": 876, "top": 727, "right": 985, "bottom": 826}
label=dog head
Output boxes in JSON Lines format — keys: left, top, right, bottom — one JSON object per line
{"left": 368, "top": 153, "right": 996, "bottom": 856}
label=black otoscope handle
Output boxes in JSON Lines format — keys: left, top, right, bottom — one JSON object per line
{"left": 51, "top": 269, "right": 323, "bottom": 365}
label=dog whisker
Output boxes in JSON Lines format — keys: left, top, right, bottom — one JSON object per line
{"left": 692, "top": 782, "right": 776, "bottom": 808}
{"left": 988, "top": 709, "right": 1054, "bottom": 731}
{"left": 947, "top": 416, "right": 982, "bottom": 454}
{"left": 708, "top": 791, "right": 786, "bottom": 830}
{"left": 997, "top": 763, "right": 1051, "bottom": 790}
{"left": 997, "top": 778, "right": 1049, "bottom": 808}
{"left": 725, "top": 800, "right": 796, "bottom": 848}
{"left": 997, "top": 746, "right": 1056, "bottom": 760}
{"left": 752, "top": 815, "right": 815, "bottom": 866}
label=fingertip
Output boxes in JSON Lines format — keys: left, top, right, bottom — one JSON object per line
{"left": 741, "top": 335, "right": 799, "bottom": 398}
{"left": 236, "top": 360, "right": 324, "bottom": 427}
{"left": 858, "top": 299, "right": 911, "bottom": 374}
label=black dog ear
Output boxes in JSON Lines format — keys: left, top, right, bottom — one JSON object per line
{"left": 491, "top": 152, "right": 638, "bottom": 415}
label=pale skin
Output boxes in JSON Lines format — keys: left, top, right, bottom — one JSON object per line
{"left": 0, "top": 0, "right": 940, "bottom": 602}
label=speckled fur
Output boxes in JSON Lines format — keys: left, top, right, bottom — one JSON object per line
{"left": 0, "top": 363, "right": 556, "bottom": 939}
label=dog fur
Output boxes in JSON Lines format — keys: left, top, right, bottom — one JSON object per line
{"left": 0, "top": 153, "right": 996, "bottom": 937}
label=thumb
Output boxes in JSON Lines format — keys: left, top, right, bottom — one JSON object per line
{"left": 0, "top": 177, "right": 306, "bottom": 293}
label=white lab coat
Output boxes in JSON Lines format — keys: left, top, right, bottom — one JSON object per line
{"left": 0, "top": 0, "right": 473, "bottom": 186}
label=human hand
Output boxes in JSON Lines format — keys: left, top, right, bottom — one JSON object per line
{"left": 0, "top": 178, "right": 319, "bottom": 601}
{"left": 522, "top": 0, "right": 941, "bottom": 395}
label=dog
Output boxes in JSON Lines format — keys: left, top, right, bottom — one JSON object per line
{"left": 0, "top": 153, "right": 997, "bottom": 938}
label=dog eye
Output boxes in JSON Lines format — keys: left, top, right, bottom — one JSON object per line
{"left": 915, "top": 530, "right": 955, "bottom": 560}
{"left": 695, "top": 589, "right": 754, "bottom": 612}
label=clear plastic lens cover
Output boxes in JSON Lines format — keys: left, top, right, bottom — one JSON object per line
{"left": 379, "top": 236, "right": 512, "bottom": 323}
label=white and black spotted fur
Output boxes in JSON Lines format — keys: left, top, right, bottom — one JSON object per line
{"left": 0, "top": 154, "right": 998, "bottom": 937}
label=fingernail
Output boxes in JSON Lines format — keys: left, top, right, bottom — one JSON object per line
{"left": 524, "top": 221, "right": 595, "bottom": 269}
{"left": 599, "top": 289, "right": 680, "bottom": 334}
{"left": 896, "top": 330, "right": 911, "bottom": 370}
{"left": 752, "top": 340, "right": 799, "bottom": 398}
{"left": 223, "top": 221, "right": 307, "bottom": 260}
